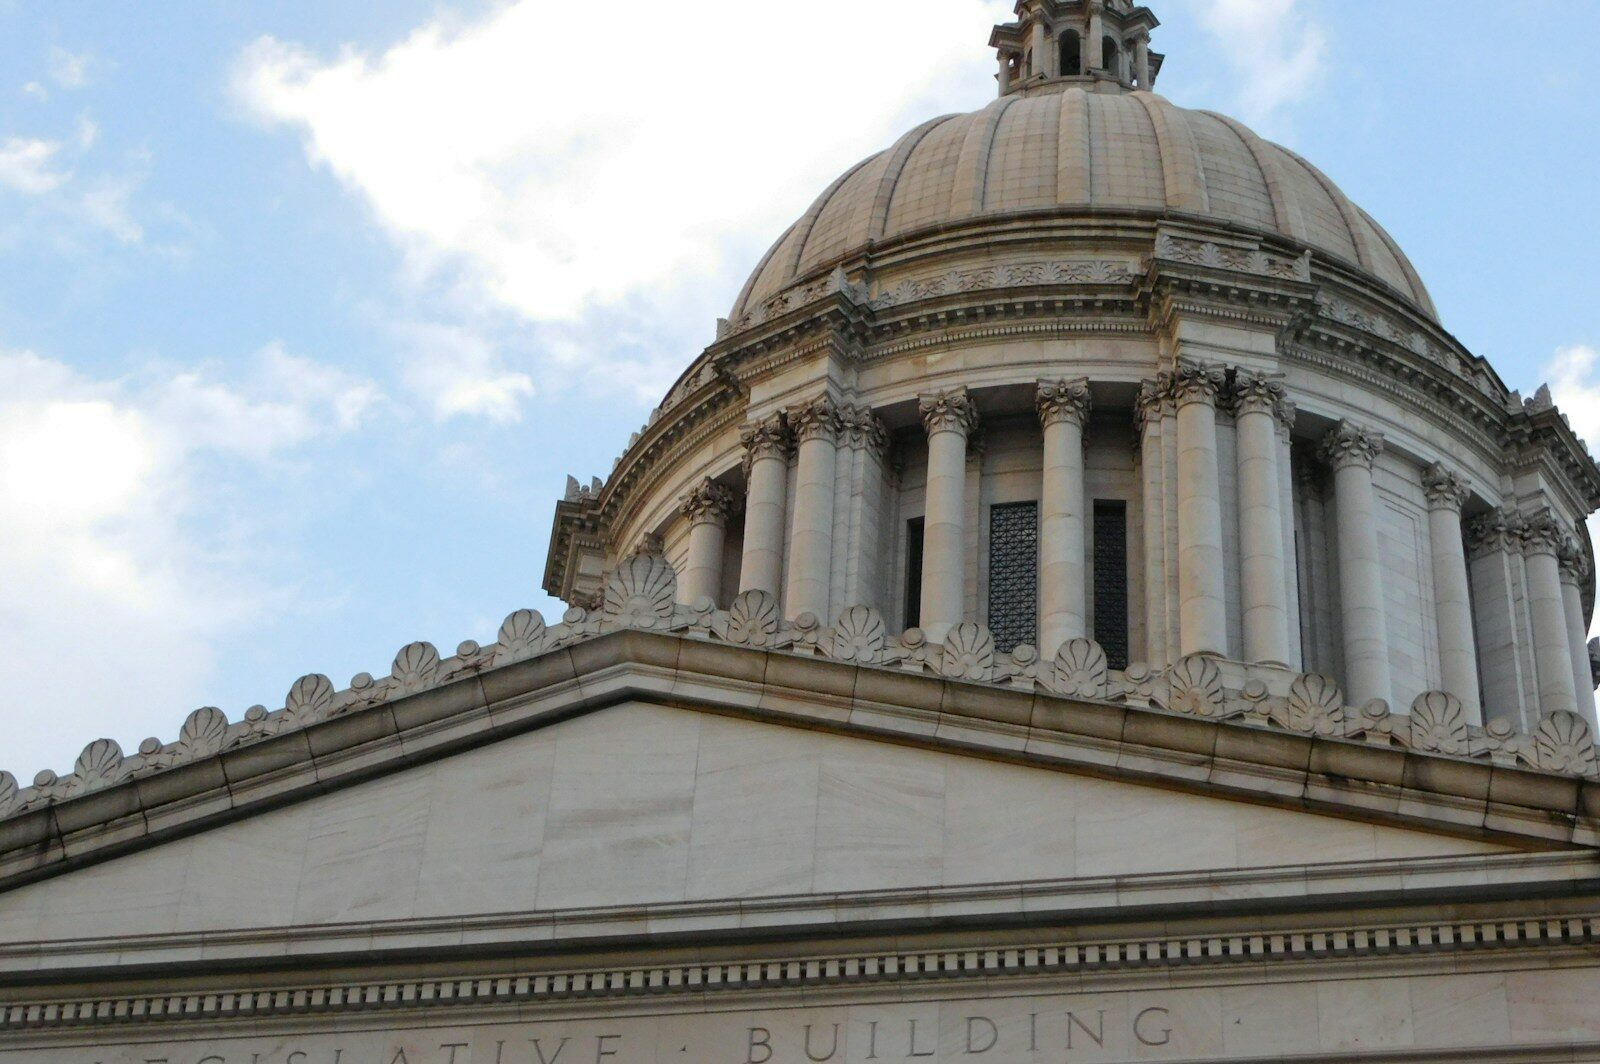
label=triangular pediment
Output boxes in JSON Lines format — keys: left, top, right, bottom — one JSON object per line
{"left": 0, "top": 700, "right": 1526, "bottom": 960}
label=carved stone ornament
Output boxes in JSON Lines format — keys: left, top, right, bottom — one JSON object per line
{"left": 74, "top": 738, "right": 124, "bottom": 788}
{"left": 1169, "top": 361, "right": 1226, "bottom": 409}
{"left": 918, "top": 388, "right": 979, "bottom": 438}
{"left": 726, "top": 589, "right": 780, "bottom": 647}
{"left": 1162, "top": 654, "right": 1225, "bottom": 716}
{"left": 832, "top": 605, "right": 886, "bottom": 663}
{"left": 1467, "top": 507, "right": 1529, "bottom": 558}
{"left": 1134, "top": 375, "right": 1172, "bottom": 430}
{"left": 1286, "top": 673, "right": 1345, "bottom": 736}
{"left": 603, "top": 552, "right": 678, "bottom": 629}
{"left": 1053, "top": 638, "right": 1110, "bottom": 700}
{"left": 1421, "top": 463, "right": 1469, "bottom": 512}
{"left": 942, "top": 622, "right": 996, "bottom": 681}
{"left": 1319, "top": 420, "right": 1385, "bottom": 472}
{"left": 284, "top": 673, "right": 335, "bottom": 724}
{"left": 837, "top": 403, "right": 889, "bottom": 456}
{"left": 1534, "top": 711, "right": 1598, "bottom": 775}
{"left": 178, "top": 706, "right": 228, "bottom": 757}
{"left": 1036, "top": 377, "right": 1092, "bottom": 429}
{"left": 739, "top": 413, "right": 791, "bottom": 466}
{"left": 1560, "top": 538, "right": 1591, "bottom": 585}
{"left": 0, "top": 771, "right": 17, "bottom": 819}
{"left": 1409, "top": 691, "right": 1469, "bottom": 755}
{"left": 789, "top": 395, "right": 840, "bottom": 444}
{"left": 1230, "top": 370, "right": 1287, "bottom": 419}
{"left": 495, "top": 609, "right": 548, "bottom": 664}
{"left": 392, "top": 641, "right": 442, "bottom": 697}
{"left": 680, "top": 478, "right": 737, "bottom": 526}
{"left": 1520, "top": 508, "right": 1572, "bottom": 559}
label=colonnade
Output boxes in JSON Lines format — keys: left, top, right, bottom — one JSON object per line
{"left": 670, "top": 366, "right": 1594, "bottom": 725}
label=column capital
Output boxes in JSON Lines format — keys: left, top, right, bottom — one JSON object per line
{"left": 1135, "top": 375, "right": 1173, "bottom": 433}
{"left": 1170, "top": 361, "right": 1226, "bottom": 409}
{"left": 1320, "top": 420, "right": 1385, "bottom": 472}
{"left": 789, "top": 395, "right": 840, "bottom": 444}
{"left": 680, "top": 478, "right": 736, "bottom": 527}
{"left": 837, "top": 402, "right": 889, "bottom": 457}
{"left": 739, "top": 413, "right": 792, "bottom": 464}
{"left": 1230, "top": 370, "right": 1287, "bottom": 419}
{"left": 1422, "top": 463, "right": 1469, "bottom": 513}
{"left": 1560, "top": 537, "right": 1591, "bottom": 586}
{"left": 1467, "top": 506, "right": 1529, "bottom": 559}
{"left": 1036, "top": 377, "right": 1092, "bottom": 429}
{"left": 919, "top": 387, "right": 979, "bottom": 438}
{"left": 1521, "top": 508, "right": 1574, "bottom": 559}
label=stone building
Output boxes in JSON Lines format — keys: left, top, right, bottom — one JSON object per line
{"left": 6, "top": 3, "right": 1600, "bottom": 1061}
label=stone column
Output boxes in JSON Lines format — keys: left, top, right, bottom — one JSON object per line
{"left": 1559, "top": 540, "right": 1598, "bottom": 727}
{"left": 738, "top": 414, "right": 791, "bottom": 598}
{"left": 1086, "top": 6, "right": 1103, "bottom": 70}
{"left": 1133, "top": 33, "right": 1151, "bottom": 87}
{"left": 1031, "top": 20, "right": 1049, "bottom": 78}
{"left": 918, "top": 388, "right": 979, "bottom": 641}
{"left": 1276, "top": 403, "right": 1303, "bottom": 670}
{"left": 1321, "top": 420, "right": 1391, "bottom": 707}
{"left": 1232, "top": 371, "right": 1292, "bottom": 667}
{"left": 837, "top": 404, "right": 891, "bottom": 612}
{"left": 1136, "top": 378, "right": 1169, "bottom": 667}
{"left": 1172, "top": 362, "right": 1228, "bottom": 658}
{"left": 1420, "top": 465, "right": 1482, "bottom": 721}
{"left": 679, "top": 479, "right": 735, "bottom": 607}
{"left": 1469, "top": 508, "right": 1535, "bottom": 727}
{"left": 784, "top": 396, "right": 840, "bottom": 622}
{"left": 1036, "top": 378, "right": 1091, "bottom": 659}
{"left": 1524, "top": 510, "right": 1580, "bottom": 716}
{"left": 997, "top": 53, "right": 1012, "bottom": 95}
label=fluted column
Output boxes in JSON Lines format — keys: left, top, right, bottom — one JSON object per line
{"left": 1232, "top": 371, "right": 1292, "bottom": 667}
{"left": 837, "top": 404, "right": 891, "bottom": 611}
{"left": 1559, "top": 541, "right": 1598, "bottom": 727}
{"left": 679, "top": 479, "right": 735, "bottom": 607}
{"left": 1276, "top": 402, "right": 1303, "bottom": 670}
{"left": 1321, "top": 421, "right": 1391, "bottom": 707}
{"left": 1469, "top": 508, "right": 1535, "bottom": 726}
{"left": 1036, "top": 378, "right": 1091, "bottom": 659}
{"left": 918, "top": 388, "right": 979, "bottom": 641}
{"left": 1173, "top": 362, "right": 1228, "bottom": 657}
{"left": 1524, "top": 510, "right": 1580, "bottom": 716}
{"left": 738, "top": 414, "right": 791, "bottom": 598}
{"left": 1136, "top": 379, "right": 1170, "bottom": 667}
{"left": 1422, "top": 464, "right": 1482, "bottom": 722}
{"left": 784, "top": 396, "right": 840, "bottom": 622}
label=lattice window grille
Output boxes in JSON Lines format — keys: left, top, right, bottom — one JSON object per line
{"left": 987, "top": 502, "right": 1039, "bottom": 654}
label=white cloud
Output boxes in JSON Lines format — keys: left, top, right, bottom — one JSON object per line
{"left": 1195, "top": 0, "right": 1326, "bottom": 127}
{"left": 1544, "top": 344, "right": 1600, "bottom": 640}
{"left": 48, "top": 47, "right": 91, "bottom": 91}
{"left": 0, "top": 136, "right": 69, "bottom": 194}
{"left": 233, "top": 0, "right": 1011, "bottom": 395}
{"left": 0, "top": 345, "right": 384, "bottom": 774}
{"left": 20, "top": 81, "right": 47, "bottom": 101}
{"left": 398, "top": 321, "right": 533, "bottom": 423}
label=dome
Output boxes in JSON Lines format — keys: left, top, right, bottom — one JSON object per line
{"left": 731, "top": 88, "right": 1436, "bottom": 322}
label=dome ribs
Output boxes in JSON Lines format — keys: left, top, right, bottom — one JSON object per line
{"left": 1056, "top": 88, "right": 1092, "bottom": 207}
{"left": 1356, "top": 202, "right": 1439, "bottom": 318}
{"left": 729, "top": 220, "right": 799, "bottom": 321}
{"left": 762, "top": 154, "right": 880, "bottom": 314}
{"left": 1279, "top": 146, "right": 1381, "bottom": 276}
{"left": 860, "top": 115, "right": 958, "bottom": 245}
{"left": 1131, "top": 93, "right": 1210, "bottom": 215}
{"left": 949, "top": 95, "right": 1019, "bottom": 221}
{"left": 1202, "top": 111, "right": 1306, "bottom": 241}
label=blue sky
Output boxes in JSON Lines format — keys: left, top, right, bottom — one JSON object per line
{"left": 1, "top": 0, "right": 1597, "bottom": 776}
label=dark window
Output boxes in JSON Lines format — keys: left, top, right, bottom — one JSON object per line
{"left": 987, "top": 502, "right": 1039, "bottom": 654}
{"left": 1102, "top": 35, "right": 1120, "bottom": 74}
{"left": 904, "top": 517, "right": 925, "bottom": 630}
{"left": 1060, "top": 31, "right": 1082, "bottom": 76}
{"left": 1093, "top": 501, "right": 1129, "bottom": 669}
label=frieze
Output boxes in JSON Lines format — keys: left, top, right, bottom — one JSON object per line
{"left": 1312, "top": 293, "right": 1466, "bottom": 377}
{"left": 1152, "top": 232, "right": 1312, "bottom": 282}
{"left": 6, "top": 555, "right": 1600, "bottom": 831}
{"left": 866, "top": 259, "right": 1137, "bottom": 313}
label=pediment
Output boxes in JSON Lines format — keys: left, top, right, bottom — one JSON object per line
{"left": 0, "top": 700, "right": 1527, "bottom": 964}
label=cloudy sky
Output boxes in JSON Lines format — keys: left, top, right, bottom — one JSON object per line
{"left": 1, "top": 0, "right": 1597, "bottom": 776}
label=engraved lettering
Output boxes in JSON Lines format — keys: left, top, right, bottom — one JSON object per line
{"left": 595, "top": 1035, "right": 620, "bottom": 1062}
{"left": 442, "top": 1044, "right": 470, "bottom": 1064}
{"left": 494, "top": 1041, "right": 506, "bottom": 1064}
{"left": 966, "top": 1017, "right": 998, "bottom": 1054}
{"left": 388, "top": 1052, "right": 411, "bottom": 1064}
{"left": 1028, "top": 1013, "right": 1038, "bottom": 1052}
{"left": 531, "top": 1038, "right": 569, "bottom": 1064}
{"left": 908, "top": 1019, "right": 935, "bottom": 1057}
{"left": 867, "top": 1020, "right": 878, "bottom": 1060}
{"left": 288, "top": 1054, "right": 308, "bottom": 1064}
{"left": 745, "top": 1027, "right": 773, "bottom": 1064}
{"left": 804, "top": 1023, "right": 839, "bottom": 1061}
{"left": 197, "top": 1057, "right": 224, "bottom": 1064}
{"left": 1134, "top": 1007, "right": 1172, "bottom": 1047}
{"left": 1065, "top": 1011, "right": 1105, "bottom": 1050}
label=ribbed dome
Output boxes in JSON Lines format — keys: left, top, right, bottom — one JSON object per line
{"left": 732, "top": 88, "right": 1436, "bottom": 320}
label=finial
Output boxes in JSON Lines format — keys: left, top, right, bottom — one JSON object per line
{"left": 990, "top": 1, "right": 1161, "bottom": 98}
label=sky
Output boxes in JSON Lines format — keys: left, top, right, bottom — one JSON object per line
{"left": 0, "top": 0, "right": 1597, "bottom": 777}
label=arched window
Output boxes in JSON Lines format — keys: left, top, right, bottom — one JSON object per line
{"left": 1060, "top": 31, "right": 1082, "bottom": 76}
{"left": 1102, "top": 35, "right": 1120, "bottom": 75}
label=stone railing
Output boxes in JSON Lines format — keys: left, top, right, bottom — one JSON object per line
{"left": 3, "top": 553, "right": 1597, "bottom": 824}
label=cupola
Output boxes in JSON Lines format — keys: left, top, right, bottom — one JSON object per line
{"left": 989, "top": 0, "right": 1162, "bottom": 95}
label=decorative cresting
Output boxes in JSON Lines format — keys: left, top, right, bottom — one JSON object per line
{"left": 1319, "top": 419, "right": 1392, "bottom": 708}
{"left": 1036, "top": 377, "right": 1092, "bottom": 658}
{"left": 6, "top": 551, "right": 1600, "bottom": 823}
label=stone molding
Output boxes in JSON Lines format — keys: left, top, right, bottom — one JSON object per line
{"left": 678, "top": 478, "right": 736, "bottom": 527}
{"left": 1153, "top": 232, "right": 1313, "bottom": 283}
{"left": 8, "top": 553, "right": 1600, "bottom": 866}
{"left": 789, "top": 394, "right": 840, "bottom": 444}
{"left": 918, "top": 388, "right": 979, "bottom": 438}
{"left": 1169, "top": 360, "right": 1225, "bottom": 408}
{"left": 1423, "top": 463, "right": 1470, "bottom": 513}
{"left": 7, "top": 891, "right": 1600, "bottom": 1033}
{"left": 1320, "top": 419, "right": 1385, "bottom": 471}
{"left": 1035, "top": 377, "right": 1092, "bottom": 429}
